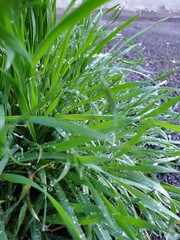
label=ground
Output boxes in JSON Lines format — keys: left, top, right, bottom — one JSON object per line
{"left": 118, "top": 10, "right": 180, "bottom": 89}
{"left": 57, "top": 8, "right": 180, "bottom": 186}
{"left": 118, "top": 10, "right": 180, "bottom": 188}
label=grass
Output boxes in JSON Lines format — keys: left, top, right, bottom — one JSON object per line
{"left": 0, "top": 0, "right": 180, "bottom": 239}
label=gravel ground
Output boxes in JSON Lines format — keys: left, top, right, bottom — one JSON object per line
{"left": 118, "top": 10, "right": 180, "bottom": 89}
{"left": 121, "top": 11, "right": 180, "bottom": 188}
{"left": 103, "top": 10, "right": 180, "bottom": 189}
{"left": 57, "top": 9, "right": 180, "bottom": 187}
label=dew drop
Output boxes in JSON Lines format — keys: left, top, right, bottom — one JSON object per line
{"left": 68, "top": 205, "right": 74, "bottom": 213}
{"left": 48, "top": 187, "right": 53, "bottom": 192}
{"left": 98, "top": 205, "right": 102, "bottom": 210}
{"left": 50, "top": 179, "right": 56, "bottom": 187}
{"left": 79, "top": 233, "right": 86, "bottom": 239}
{"left": 7, "top": 195, "right": 13, "bottom": 201}
{"left": 122, "top": 232, "right": 126, "bottom": 237}
{"left": 98, "top": 111, "right": 102, "bottom": 116}
{"left": 42, "top": 225, "right": 48, "bottom": 232}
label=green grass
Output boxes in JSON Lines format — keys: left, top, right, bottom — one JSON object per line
{"left": 0, "top": 0, "right": 180, "bottom": 239}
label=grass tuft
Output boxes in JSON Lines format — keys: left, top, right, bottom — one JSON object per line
{"left": 0, "top": 0, "right": 179, "bottom": 239}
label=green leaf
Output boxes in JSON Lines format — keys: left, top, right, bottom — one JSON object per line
{"left": 119, "top": 16, "right": 170, "bottom": 50}
{"left": 0, "top": 206, "right": 8, "bottom": 240}
{"left": 152, "top": 121, "right": 180, "bottom": 133}
{"left": 0, "top": 105, "right": 5, "bottom": 131}
{"left": 100, "top": 194, "right": 136, "bottom": 240}
{"left": 30, "top": 221, "right": 42, "bottom": 240}
{"left": 90, "top": 14, "right": 139, "bottom": 57}
{"left": 119, "top": 181, "right": 180, "bottom": 221}
{"left": 14, "top": 202, "right": 28, "bottom": 236}
{"left": 143, "top": 96, "right": 180, "bottom": 119}
{"left": 0, "top": 23, "right": 32, "bottom": 64}
{"left": 115, "top": 123, "right": 150, "bottom": 157}
{"left": 0, "top": 155, "right": 9, "bottom": 175}
{"left": 107, "top": 165, "right": 178, "bottom": 173}
{"left": 26, "top": 116, "right": 105, "bottom": 140}
{"left": 119, "top": 215, "right": 169, "bottom": 231}
{"left": 85, "top": 177, "right": 114, "bottom": 228}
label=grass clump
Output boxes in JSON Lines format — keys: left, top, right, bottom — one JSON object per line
{"left": 0, "top": 0, "right": 179, "bottom": 239}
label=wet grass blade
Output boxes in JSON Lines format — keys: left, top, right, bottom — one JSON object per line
{"left": 26, "top": 116, "right": 105, "bottom": 140}
{"left": 152, "top": 121, "right": 180, "bottom": 133}
{"left": 33, "top": 0, "right": 109, "bottom": 65}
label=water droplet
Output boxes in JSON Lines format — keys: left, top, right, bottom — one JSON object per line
{"left": 48, "top": 187, "right": 53, "bottom": 192}
{"left": 68, "top": 205, "right": 74, "bottom": 213}
{"left": 122, "top": 232, "right": 126, "bottom": 237}
{"left": 42, "top": 225, "right": 48, "bottom": 232}
{"left": 115, "top": 196, "right": 120, "bottom": 201}
{"left": 156, "top": 202, "right": 162, "bottom": 211}
{"left": 50, "top": 179, "right": 56, "bottom": 187}
{"left": 71, "top": 216, "right": 78, "bottom": 224}
{"left": 98, "top": 205, "right": 102, "bottom": 210}
{"left": 79, "top": 233, "right": 85, "bottom": 239}
{"left": 7, "top": 195, "right": 13, "bottom": 201}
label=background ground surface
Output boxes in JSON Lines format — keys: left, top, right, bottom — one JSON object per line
{"left": 104, "top": 10, "right": 180, "bottom": 187}
{"left": 57, "top": 9, "right": 180, "bottom": 187}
